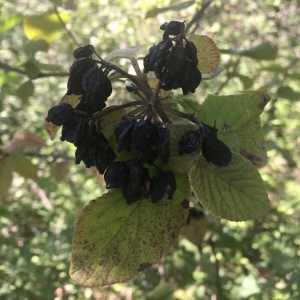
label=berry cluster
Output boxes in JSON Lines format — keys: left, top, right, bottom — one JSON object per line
{"left": 144, "top": 21, "right": 201, "bottom": 95}
{"left": 46, "top": 20, "right": 232, "bottom": 206}
{"left": 46, "top": 45, "right": 116, "bottom": 174}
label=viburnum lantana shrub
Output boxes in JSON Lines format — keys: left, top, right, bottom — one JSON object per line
{"left": 45, "top": 21, "right": 270, "bottom": 287}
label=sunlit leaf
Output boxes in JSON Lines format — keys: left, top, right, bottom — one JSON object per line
{"left": 24, "top": 40, "right": 49, "bottom": 57}
{"left": 187, "top": 35, "right": 220, "bottom": 73}
{"left": 0, "top": 14, "right": 23, "bottom": 32}
{"left": 70, "top": 171, "right": 190, "bottom": 286}
{"left": 103, "top": 47, "right": 140, "bottom": 62}
{"left": 16, "top": 80, "right": 35, "bottom": 100}
{"left": 196, "top": 91, "right": 270, "bottom": 167}
{"left": 23, "top": 11, "right": 69, "bottom": 42}
{"left": 168, "top": 124, "right": 201, "bottom": 173}
{"left": 0, "top": 158, "right": 13, "bottom": 199}
{"left": 23, "top": 59, "right": 40, "bottom": 79}
{"left": 277, "top": 86, "right": 300, "bottom": 101}
{"left": 2, "top": 129, "right": 45, "bottom": 154}
{"left": 239, "top": 42, "right": 277, "bottom": 61}
{"left": 190, "top": 153, "right": 270, "bottom": 221}
{"left": 45, "top": 94, "right": 82, "bottom": 140}
{"left": 9, "top": 153, "right": 38, "bottom": 180}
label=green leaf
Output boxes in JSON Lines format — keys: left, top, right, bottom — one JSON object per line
{"left": 22, "top": 59, "right": 40, "bottom": 79}
{"left": 196, "top": 91, "right": 270, "bottom": 167}
{"left": 239, "top": 42, "right": 277, "bottom": 60}
{"left": 168, "top": 123, "right": 201, "bottom": 173}
{"left": 146, "top": 283, "right": 174, "bottom": 300}
{"left": 0, "top": 158, "right": 13, "bottom": 199}
{"left": 236, "top": 74, "right": 254, "bottom": 89}
{"left": 189, "top": 152, "right": 270, "bottom": 221}
{"left": 145, "top": 1, "right": 194, "bottom": 18}
{"left": 0, "top": 14, "right": 23, "bottom": 32}
{"left": 70, "top": 171, "right": 190, "bottom": 287}
{"left": 220, "top": 42, "right": 277, "bottom": 61}
{"left": 24, "top": 40, "right": 49, "bottom": 57}
{"left": 23, "top": 11, "right": 69, "bottom": 42}
{"left": 277, "top": 86, "right": 300, "bottom": 101}
{"left": 9, "top": 153, "right": 38, "bottom": 180}
{"left": 16, "top": 80, "right": 34, "bottom": 101}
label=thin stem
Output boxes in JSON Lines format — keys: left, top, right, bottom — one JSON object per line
{"left": 0, "top": 61, "right": 69, "bottom": 79}
{"left": 54, "top": 6, "right": 80, "bottom": 47}
{"left": 92, "top": 50, "right": 153, "bottom": 98}
{"left": 158, "top": 103, "right": 201, "bottom": 126}
{"left": 92, "top": 100, "right": 144, "bottom": 121}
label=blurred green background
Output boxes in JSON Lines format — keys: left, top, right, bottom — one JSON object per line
{"left": 1, "top": 0, "right": 300, "bottom": 299}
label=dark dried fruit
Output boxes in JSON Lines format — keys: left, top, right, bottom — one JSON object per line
{"left": 185, "top": 41, "right": 198, "bottom": 68}
{"left": 144, "top": 39, "right": 173, "bottom": 73}
{"left": 155, "top": 123, "right": 170, "bottom": 163}
{"left": 181, "top": 67, "right": 202, "bottom": 95}
{"left": 67, "top": 58, "right": 96, "bottom": 95}
{"left": 200, "top": 126, "right": 232, "bottom": 166}
{"left": 46, "top": 103, "right": 74, "bottom": 126}
{"left": 179, "top": 130, "right": 201, "bottom": 155}
{"left": 115, "top": 119, "right": 136, "bottom": 152}
{"left": 160, "top": 21, "right": 185, "bottom": 39}
{"left": 73, "top": 44, "right": 95, "bottom": 59}
{"left": 123, "top": 160, "right": 150, "bottom": 205}
{"left": 104, "top": 161, "right": 129, "bottom": 189}
{"left": 73, "top": 117, "right": 89, "bottom": 147}
{"left": 150, "top": 171, "right": 177, "bottom": 203}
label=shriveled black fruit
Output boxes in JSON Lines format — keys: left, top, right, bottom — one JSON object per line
{"left": 181, "top": 67, "right": 202, "bottom": 95}
{"left": 104, "top": 161, "right": 129, "bottom": 189}
{"left": 123, "top": 160, "right": 150, "bottom": 205}
{"left": 46, "top": 103, "right": 74, "bottom": 126}
{"left": 115, "top": 119, "right": 136, "bottom": 152}
{"left": 144, "top": 39, "right": 173, "bottom": 73}
{"left": 150, "top": 171, "right": 177, "bottom": 203}
{"left": 82, "top": 67, "right": 112, "bottom": 101}
{"left": 60, "top": 119, "right": 75, "bottom": 143}
{"left": 185, "top": 41, "right": 198, "bottom": 68}
{"left": 74, "top": 129, "right": 116, "bottom": 173}
{"left": 155, "top": 123, "right": 170, "bottom": 163}
{"left": 161, "top": 47, "right": 188, "bottom": 91}
{"left": 200, "top": 126, "right": 232, "bottom": 166}
{"left": 73, "top": 117, "right": 89, "bottom": 147}
{"left": 123, "top": 182, "right": 143, "bottom": 205}
{"left": 160, "top": 21, "right": 185, "bottom": 39}
{"left": 73, "top": 44, "right": 95, "bottom": 59}
{"left": 131, "top": 119, "right": 155, "bottom": 148}
{"left": 179, "top": 130, "right": 201, "bottom": 155}
{"left": 67, "top": 58, "right": 96, "bottom": 95}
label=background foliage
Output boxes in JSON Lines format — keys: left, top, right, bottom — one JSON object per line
{"left": 1, "top": 0, "right": 300, "bottom": 299}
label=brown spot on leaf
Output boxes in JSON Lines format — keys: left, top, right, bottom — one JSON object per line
{"left": 245, "top": 111, "right": 249, "bottom": 117}
{"left": 138, "top": 262, "right": 152, "bottom": 272}
{"left": 181, "top": 199, "right": 190, "bottom": 209}
{"left": 222, "top": 123, "right": 230, "bottom": 133}
{"left": 259, "top": 93, "right": 270, "bottom": 110}
{"left": 240, "top": 149, "right": 267, "bottom": 167}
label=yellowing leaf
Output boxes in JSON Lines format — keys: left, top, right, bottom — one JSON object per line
{"left": 70, "top": 172, "right": 190, "bottom": 286}
{"left": 45, "top": 94, "right": 82, "bottom": 140}
{"left": 188, "top": 35, "right": 220, "bottom": 73}
{"left": 23, "top": 11, "right": 69, "bottom": 42}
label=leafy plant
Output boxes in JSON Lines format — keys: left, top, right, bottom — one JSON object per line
{"left": 44, "top": 20, "right": 270, "bottom": 287}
